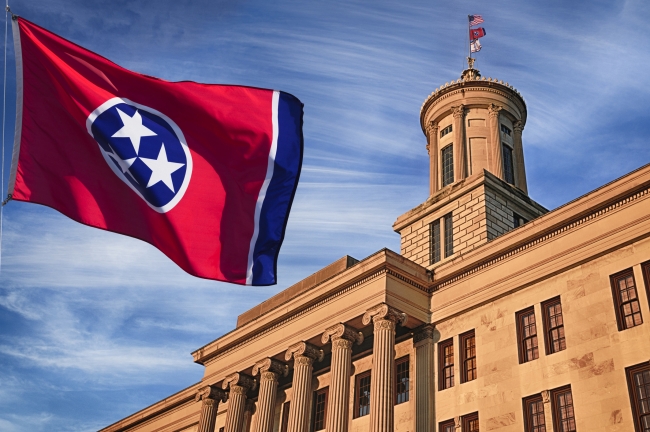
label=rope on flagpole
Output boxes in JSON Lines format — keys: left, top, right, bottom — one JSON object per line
{"left": 0, "top": 1, "right": 9, "bottom": 274}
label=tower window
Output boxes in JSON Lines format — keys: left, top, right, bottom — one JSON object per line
{"left": 501, "top": 124, "right": 512, "bottom": 136}
{"left": 516, "top": 307, "right": 539, "bottom": 363}
{"left": 503, "top": 144, "right": 515, "bottom": 185}
{"left": 438, "top": 338, "right": 454, "bottom": 390}
{"left": 513, "top": 212, "right": 527, "bottom": 228}
{"left": 444, "top": 213, "right": 454, "bottom": 258}
{"left": 440, "top": 124, "right": 452, "bottom": 138}
{"left": 611, "top": 269, "right": 643, "bottom": 330}
{"left": 542, "top": 297, "right": 566, "bottom": 354}
{"left": 430, "top": 220, "right": 441, "bottom": 264}
{"left": 441, "top": 145, "right": 454, "bottom": 187}
{"left": 460, "top": 330, "right": 477, "bottom": 383}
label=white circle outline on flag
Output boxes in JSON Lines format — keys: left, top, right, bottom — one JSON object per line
{"left": 86, "top": 97, "right": 193, "bottom": 214}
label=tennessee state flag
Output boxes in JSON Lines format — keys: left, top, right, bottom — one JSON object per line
{"left": 470, "top": 27, "right": 486, "bottom": 40}
{"left": 8, "top": 17, "right": 304, "bottom": 286}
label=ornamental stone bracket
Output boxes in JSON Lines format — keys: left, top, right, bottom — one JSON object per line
{"left": 321, "top": 323, "right": 364, "bottom": 345}
{"left": 361, "top": 303, "right": 408, "bottom": 327}
{"left": 222, "top": 372, "right": 257, "bottom": 392}
{"left": 252, "top": 358, "right": 289, "bottom": 378}
{"left": 285, "top": 341, "right": 324, "bottom": 363}
{"left": 541, "top": 390, "right": 550, "bottom": 403}
{"left": 195, "top": 385, "right": 228, "bottom": 403}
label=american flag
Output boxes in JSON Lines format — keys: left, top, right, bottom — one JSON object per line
{"left": 469, "top": 15, "right": 484, "bottom": 26}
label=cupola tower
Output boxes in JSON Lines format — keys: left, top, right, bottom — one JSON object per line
{"left": 394, "top": 60, "right": 547, "bottom": 268}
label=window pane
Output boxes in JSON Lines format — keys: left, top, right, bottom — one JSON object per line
{"left": 442, "top": 145, "right": 454, "bottom": 187}
{"left": 356, "top": 374, "right": 371, "bottom": 417}
{"left": 395, "top": 357, "right": 409, "bottom": 404}
{"left": 503, "top": 144, "right": 514, "bottom": 185}
{"left": 444, "top": 213, "right": 453, "bottom": 258}
{"left": 554, "top": 388, "right": 576, "bottom": 432}
{"left": 430, "top": 220, "right": 441, "bottom": 264}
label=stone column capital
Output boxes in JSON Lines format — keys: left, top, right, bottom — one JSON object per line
{"left": 252, "top": 358, "right": 288, "bottom": 379}
{"left": 321, "top": 323, "right": 364, "bottom": 345}
{"left": 413, "top": 324, "right": 435, "bottom": 345}
{"left": 452, "top": 104, "right": 466, "bottom": 118}
{"left": 513, "top": 120, "right": 524, "bottom": 133}
{"left": 487, "top": 103, "right": 503, "bottom": 117}
{"left": 426, "top": 121, "right": 439, "bottom": 136}
{"left": 195, "top": 385, "right": 228, "bottom": 404}
{"left": 222, "top": 372, "right": 256, "bottom": 393}
{"left": 285, "top": 341, "right": 324, "bottom": 363}
{"left": 362, "top": 303, "right": 408, "bottom": 327}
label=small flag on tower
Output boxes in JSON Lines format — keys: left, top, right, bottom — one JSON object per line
{"left": 470, "top": 39, "right": 482, "bottom": 53}
{"left": 470, "top": 27, "right": 487, "bottom": 40}
{"left": 468, "top": 15, "right": 484, "bottom": 26}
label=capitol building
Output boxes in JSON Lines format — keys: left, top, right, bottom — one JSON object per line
{"left": 101, "top": 61, "right": 650, "bottom": 432}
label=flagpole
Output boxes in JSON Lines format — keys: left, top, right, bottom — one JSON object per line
{"left": 468, "top": 15, "right": 471, "bottom": 60}
{"left": 0, "top": 1, "right": 8, "bottom": 274}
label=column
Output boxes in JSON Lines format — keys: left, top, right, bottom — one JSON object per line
{"left": 362, "top": 303, "right": 408, "bottom": 432}
{"left": 426, "top": 121, "right": 439, "bottom": 195}
{"left": 242, "top": 400, "right": 256, "bottom": 432}
{"left": 321, "top": 323, "right": 364, "bottom": 432}
{"left": 513, "top": 120, "right": 528, "bottom": 193}
{"left": 222, "top": 372, "right": 256, "bottom": 432}
{"left": 252, "top": 358, "right": 288, "bottom": 432}
{"left": 285, "top": 341, "right": 324, "bottom": 432}
{"left": 541, "top": 390, "right": 554, "bottom": 431}
{"left": 413, "top": 325, "right": 435, "bottom": 432}
{"left": 487, "top": 103, "right": 504, "bottom": 178}
{"left": 452, "top": 105, "right": 466, "bottom": 182}
{"left": 196, "top": 385, "right": 228, "bottom": 432}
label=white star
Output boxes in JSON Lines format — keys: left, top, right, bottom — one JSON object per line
{"left": 107, "top": 149, "right": 136, "bottom": 174}
{"left": 140, "top": 143, "right": 185, "bottom": 192}
{"left": 111, "top": 108, "right": 156, "bottom": 154}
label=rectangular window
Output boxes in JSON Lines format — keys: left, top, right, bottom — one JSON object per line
{"left": 551, "top": 386, "right": 576, "bottom": 432}
{"left": 542, "top": 297, "right": 566, "bottom": 354}
{"left": 611, "top": 269, "right": 643, "bottom": 330}
{"left": 440, "top": 419, "right": 456, "bottom": 432}
{"left": 501, "top": 124, "right": 512, "bottom": 136}
{"left": 523, "top": 394, "right": 547, "bottom": 432}
{"left": 513, "top": 212, "right": 528, "bottom": 228}
{"left": 516, "top": 307, "right": 539, "bottom": 363}
{"left": 280, "top": 401, "right": 290, "bottom": 432}
{"left": 312, "top": 388, "right": 328, "bottom": 430}
{"left": 430, "top": 220, "right": 441, "bottom": 264}
{"left": 441, "top": 145, "right": 454, "bottom": 187}
{"left": 440, "top": 124, "right": 452, "bottom": 138}
{"left": 438, "top": 338, "right": 454, "bottom": 390}
{"left": 460, "top": 330, "right": 477, "bottom": 383}
{"left": 395, "top": 356, "right": 409, "bottom": 404}
{"left": 462, "top": 412, "right": 479, "bottom": 432}
{"left": 354, "top": 371, "right": 371, "bottom": 418}
{"left": 626, "top": 362, "right": 650, "bottom": 432}
{"left": 503, "top": 144, "right": 515, "bottom": 184}
{"left": 444, "top": 213, "right": 454, "bottom": 258}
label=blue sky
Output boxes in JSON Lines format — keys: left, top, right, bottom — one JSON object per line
{"left": 1, "top": 0, "right": 649, "bottom": 430}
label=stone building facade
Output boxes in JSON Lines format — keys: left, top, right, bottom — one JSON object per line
{"left": 101, "top": 64, "right": 650, "bottom": 432}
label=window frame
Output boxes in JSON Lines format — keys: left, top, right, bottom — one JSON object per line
{"left": 395, "top": 355, "right": 410, "bottom": 405}
{"left": 500, "top": 124, "right": 512, "bottom": 136}
{"left": 440, "top": 124, "right": 453, "bottom": 138}
{"left": 444, "top": 212, "right": 454, "bottom": 258}
{"left": 312, "top": 387, "right": 328, "bottom": 431}
{"left": 439, "top": 419, "right": 456, "bottom": 432}
{"left": 438, "top": 337, "right": 454, "bottom": 391}
{"left": 460, "top": 330, "right": 477, "bottom": 383}
{"left": 462, "top": 412, "right": 479, "bottom": 432}
{"left": 441, "top": 144, "right": 454, "bottom": 187}
{"left": 523, "top": 393, "right": 547, "bottom": 432}
{"left": 502, "top": 143, "right": 515, "bottom": 185}
{"left": 430, "top": 219, "right": 441, "bottom": 264}
{"left": 516, "top": 306, "right": 539, "bottom": 364}
{"left": 551, "top": 385, "right": 577, "bottom": 432}
{"left": 542, "top": 296, "right": 566, "bottom": 355}
{"left": 354, "top": 371, "right": 371, "bottom": 418}
{"left": 642, "top": 261, "right": 650, "bottom": 310}
{"left": 610, "top": 268, "right": 643, "bottom": 331}
{"left": 626, "top": 361, "right": 650, "bottom": 432}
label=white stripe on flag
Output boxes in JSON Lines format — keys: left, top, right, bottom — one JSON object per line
{"left": 246, "top": 90, "right": 279, "bottom": 285}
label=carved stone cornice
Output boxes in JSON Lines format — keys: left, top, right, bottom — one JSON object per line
{"left": 487, "top": 103, "right": 503, "bottom": 117}
{"left": 222, "top": 372, "right": 256, "bottom": 392}
{"left": 285, "top": 341, "right": 324, "bottom": 363}
{"left": 452, "top": 104, "right": 465, "bottom": 118}
{"left": 321, "top": 323, "right": 364, "bottom": 345}
{"left": 361, "top": 303, "right": 408, "bottom": 326}
{"left": 413, "top": 325, "right": 435, "bottom": 344}
{"left": 252, "top": 358, "right": 288, "bottom": 378}
{"left": 513, "top": 120, "right": 524, "bottom": 133}
{"left": 195, "top": 385, "right": 228, "bottom": 403}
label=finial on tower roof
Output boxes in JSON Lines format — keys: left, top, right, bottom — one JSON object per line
{"left": 461, "top": 57, "right": 481, "bottom": 80}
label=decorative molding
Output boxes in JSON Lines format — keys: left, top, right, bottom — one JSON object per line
{"left": 513, "top": 120, "right": 524, "bottom": 133}
{"left": 285, "top": 341, "right": 324, "bottom": 363}
{"left": 426, "top": 121, "right": 438, "bottom": 136}
{"left": 413, "top": 325, "right": 435, "bottom": 344}
{"left": 222, "top": 372, "right": 256, "bottom": 392}
{"left": 487, "top": 103, "right": 503, "bottom": 117}
{"left": 541, "top": 390, "right": 550, "bottom": 403}
{"left": 321, "top": 323, "right": 364, "bottom": 345}
{"left": 195, "top": 385, "right": 227, "bottom": 403}
{"left": 252, "top": 358, "right": 288, "bottom": 378}
{"left": 361, "top": 303, "right": 408, "bottom": 326}
{"left": 454, "top": 416, "right": 462, "bottom": 429}
{"left": 431, "top": 185, "right": 650, "bottom": 292}
{"left": 452, "top": 104, "right": 466, "bottom": 118}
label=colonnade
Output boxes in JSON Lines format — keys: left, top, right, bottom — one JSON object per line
{"left": 195, "top": 303, "right": 435, "bottom": 432}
